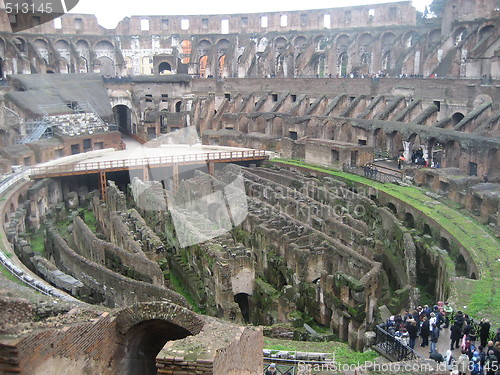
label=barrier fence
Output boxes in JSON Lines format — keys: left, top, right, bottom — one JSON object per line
{"left": 30, "top": 150, "right": 269, "bottom": 177}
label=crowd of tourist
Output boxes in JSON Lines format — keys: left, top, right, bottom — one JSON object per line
{"left": 384, "top": 302, "right": 500, "bottom": 374}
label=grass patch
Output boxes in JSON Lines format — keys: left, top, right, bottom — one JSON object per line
{"left": 0, "top": 263, "right": 23, "bottom": 285}
{"left": 272, "top": 159, "right": 500, "bottom": 326}
{"left": 28, "top": 225, "right": 46, "bottom": 256}
{"left": 83, "top": 209, "right": 97, "bottom": 233}
{"left": 169, "top": 272, "right": 205, "bottom": 314}
{"left": 264, "top": 338, "right": 377, "bottom": 365}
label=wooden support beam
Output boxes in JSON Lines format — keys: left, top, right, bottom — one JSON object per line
{"left": 207, "top": 162, "right": 215, "bottom": 176}
{"left": 143, "top": 166, "right": 149, "bottom": 182}
{"left": 172, "top": 163, "right": 179, "bottom": 192}
{"left": 99, "top": 171, "right": 107, "bottom": 201}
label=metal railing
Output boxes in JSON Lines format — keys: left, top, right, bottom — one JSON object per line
{"left": 30, "top": 150, "right": 268, "bottom": 177}
{"left": 343, "top": 164, "right": 403, "bottom": 183}
{"left": 375, "top": 325, "right": 421, "bottom": 361}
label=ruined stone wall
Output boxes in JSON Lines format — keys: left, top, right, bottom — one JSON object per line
{"left": 0, "top": 296, "right": 34, "bottom": 329}
{"left": 72, "top": 217, "right": 164, "bottom": 286}
{"left": 0, "top": 313, "right": 117, "bottom": 375}
{"left": 45, "top": 227, "right": 188, "bottom": 308}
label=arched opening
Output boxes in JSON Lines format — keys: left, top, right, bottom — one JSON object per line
{"left": 440, "top": 237, "right": 450, "bottom": 252}
{"left": 479, "top": 25, "right": 495, "bottom": 41}
{"left": 17, "top": 194, "right": 24, "bottom": 205}
{"left": 4, "top": 212, "right": 8, "bottom": 223}
{"left": 338, "top": 53, "right": 348, "bottom": 77}
{"left": 451, "top": 112, "right": 465, "bottom": 126}
{"left": 123, "top": 319, "right": 192, "bottom": 375}
{"left": 199, "top": 55, "right": 208, "bottom": 78}
{"left": 234, "top": 293, "right": 250, "bottom": 323}
{"left": 455, "top": 254, "right": 467, "bottom": 277}
{"left": 387, "top": 202, "right": 397, "bottom": 215}
{"left": 159, "top": 62, "right": 172, "bottom": 75}
{"left": 218, "top": 55, "right": 226, "bottom": 77}
{"left": 97, "top": 56, "right": 115, "bottom": 76}
{"left": 175, "top": 101, "right": 182, "bottom": 113}
{"left": 404, "top": 212, "right": 415, "bottom": 228}
{"left": 470, "top": 272, "right": 477, "bottom": 280}
{"left": 486, "top": 148, "right": 499, "bottom": 181}
{"left": 444, "top": 140, "right": 461, "bottom": 168}
{"left": 423, "top": 223, "right": 432, "bottom": 236}
{"left": 0, "top": 58, "right": 4, "bottom": 78}
{"left": 113, "top": 105, "right": 132, "bottom": 134}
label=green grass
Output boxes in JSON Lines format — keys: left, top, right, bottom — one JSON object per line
{"left": 272, "top": 159, "right": 500, "bottom": 325}
{"left": 0, "top": 262, "right": 23, "bottom": 285}
{"left": 264, "top": 337, "right": 378, "bottom": 365}
{"left": 83, "top": 209, "right": 97, "bottom": 233}
{"left": 28, "top": 225, "right": 46, "bottom": 256}
{"left": 169, "top": 272, "right": 205, "bottom": 314}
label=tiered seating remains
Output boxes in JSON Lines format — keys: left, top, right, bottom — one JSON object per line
{"left": 49, "top": 113, "right": 109, "bottom": 137}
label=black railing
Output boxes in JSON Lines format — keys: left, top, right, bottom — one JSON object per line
{"left": 374, "top": 325, "right": 421, "bottom": 362}
{"left": 343, "top": 164, "right": 402, "bottom": 184}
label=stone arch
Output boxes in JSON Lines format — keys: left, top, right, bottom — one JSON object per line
{"left": 216, "top": 38, "right": 230, "bottom": 57}
{"left": 199, "top": 55, "right": 208, "bottom": 77}
{"left": 443, "top": 140, "right": 461, "bottom": 168}
{"left": 440, "top": 237, "right": 450, "bottom": 252}
{"left": 451, "top": 112, "right": 465, "bottom": 126}
{"left": 12, "top": 37, "right": 26, "bottom": 53}
{"left": 234, "top": 293, "right": 250, "bottom": 323}
{"left": 175, "top": 101, "right": 182, "bottom": 113}
{"left": 381, "top": 50, "right": 392, "bottom": 71}
{"left": 114, "top": 302, "right": 204, "bottom": 375}
{"left": 197, "top": 39, "right": 212, "bottom": 57}
{"left": 336, "top": 34, "right": 350, "bottom": 49}
{"left": 372, "top": 128, "right": 386, "bottom": 150}
{"left": 381, "top": 32, "right": 396, "bottom": 49}
{"left": 78, "top": 57, "right": 88, "bottom": 73}
{"left": 486, "top": 148, "right": 499, "bottom": 181}
{"left": 314, "top": 35, "right": 328, "bottom": 51}
{"left": 427, "top": 138, "right": 442, "bottom": 167}
{"left": 256, "top": 37, "right": 269, "bottom": 53}
{"left": 423, "top": 223, "right": 432, "bottom": 236}
{"left": 455, "top": 254, "right": 467, "bottom": 277}
{"left": 388, "top": 130, "right": 404, "bottom": 158}
{"left": 294, "top": 36, "right": 307, "bottom": 51}
{"left": 403, "top": 31, "right": 419, "bottom": 48}
{"left": 4, "top": 212, "right": 8, "bottom": 223}
{"left": 94, "top": 40, "right": 115, "bottom": 51}
{"left": 479, "top": 24, "right": 495, "bottom": 41}
{"left": 17, "top": 193, "right": 24, "bottom": 205}
{"left": 387, "top": 202, "right": 397, "bottom": 215}
{"left": 453, "top": 27, "right": 468, "bottom": 45}
{"left": 113, "top": 104, "right": 132, "bottom": 133}
{"left": 428, "top": 29, "right": 441, "bottom": 49}
{"left": 10, "top": 202, "right": 15, "bottom": 215}
{"left": 97, "top": 56, "right": 115, "bottom": 75}
{"left": 274, "top": 36, "right": 287, "bottom": 54}
{"left": 159, "top": 61, "right": 172, "bottom": 75}
{"left": 338, "top": 52, "right": 348, "bottom": 76}
{"left": 180, "top": 40, "right": 191, "bottom": 64}
{"left": 358, "top": 33, "right": 373, "bottom": 48}
{"left": 404, "top": 212, "right": 415, "bottom": 228}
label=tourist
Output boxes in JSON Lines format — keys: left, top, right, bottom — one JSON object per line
{"left": 457, "top": 349, "right": 470, "bottom": 375}
{"left": 406, "top": 319, "right": 418, "bottom": 349}
{"left": 485, "top": 350, "right": 498, "bottom": 375}
{"left": 445, "top": 349, "right": 456, "bottom": 371}
{"left": 494, "top": 328, "right": 500, "bottom": 344}
{"left": 265, "top": 363, "right": 277, "bottom": 375}
{"left": 430, "top": 323, "right": 439, "bottom": 353}
{"left": 443, "top": 302, "right": 453, "bottom": 328}
{"left": 451, "top": 322, "right": 463, "bottom": 350}
{"left": 420, "top": 316, "right": 430, "bottom": 347}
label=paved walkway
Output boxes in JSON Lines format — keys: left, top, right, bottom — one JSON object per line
{"left": 413, "top": 326, "right": 457, "bottom": 359}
